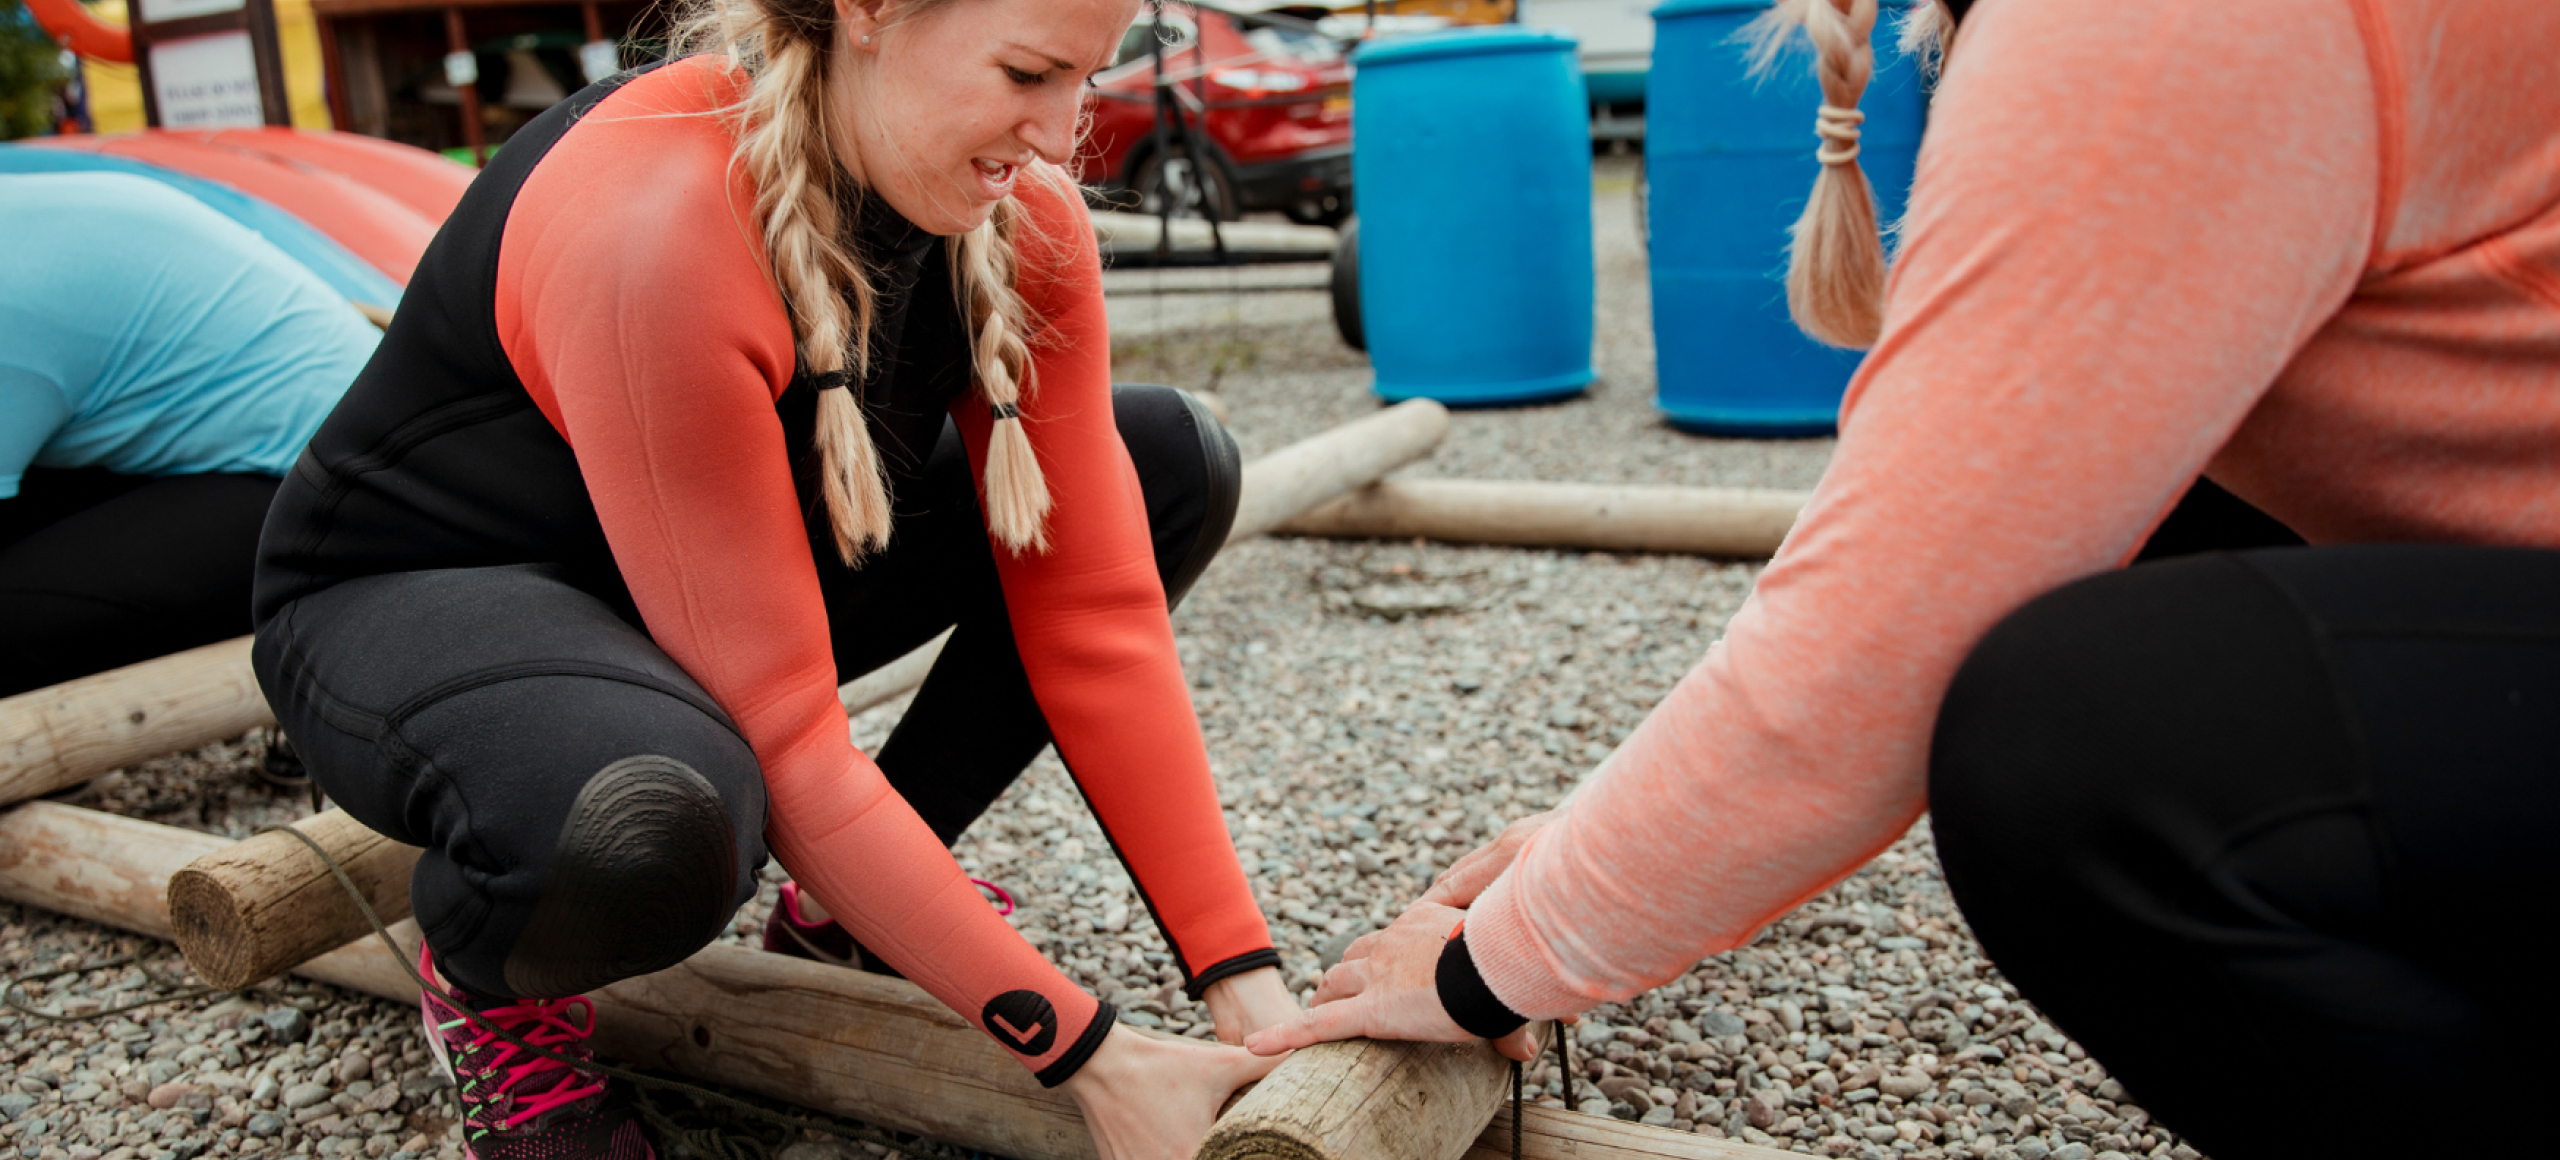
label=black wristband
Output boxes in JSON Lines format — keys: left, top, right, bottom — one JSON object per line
{"left": 1183, "top": 947, "right": 1284, "bottom": 1001}
{"left": 1435, "top": 931, "right": 1527, "bottom": 1040}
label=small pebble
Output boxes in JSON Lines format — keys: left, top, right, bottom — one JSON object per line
{"left": 263, "top": 1007, "right": 312, "bottom": 1044}
{"left": 245, "top": 1112, "right": 286, "bottom": 1139}
{"left": 283, "top": 1082, "right": 331, "bottom": 1110}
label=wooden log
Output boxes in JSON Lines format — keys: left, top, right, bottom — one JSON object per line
{"left": 1276, "top": 480, "right": 1811, "bottom": 559}
{"left": 4, "top": 802, "right": 1790, "bottom": 1160}
{"left": 0, "top": 799, "right": 421, "bottom": 1000}
{"left": 1231, "top": 400, "right": 1451, "bottom": 541}
{"left": 164, "top": 401, "right": 1455, "bottom": 991}
{"left": 1199, "top": 1030, "right": 1542, "bottom": 1160}
{"left": 166, "top": 809, "right": 419, "bottom": 990}
{"left": 1467, "top": 1105, "right": 1789, "bottom": 1160}
{"left": 0, "top": 637, "right": 275, "bottom": 809}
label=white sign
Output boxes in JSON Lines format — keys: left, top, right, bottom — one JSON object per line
{"left": 151, "top": 32, "right": 265, "bottom": 129}
{"left": 134, "top": 0, "right": 245, "bottom": 24}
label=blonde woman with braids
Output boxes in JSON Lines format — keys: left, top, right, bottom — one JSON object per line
{"left": 249, "top": 1, "right": 1300, "bottom": 1155}
{"left": 1253, "top": 1, "right": 2560, "bottom": 1157}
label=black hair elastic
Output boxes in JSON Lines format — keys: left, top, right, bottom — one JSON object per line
{"left": 991, "top": 401, "right": 1021, "bottom": 420}
{"left": 810, "top": 369, "right": 855, "bottom": 392}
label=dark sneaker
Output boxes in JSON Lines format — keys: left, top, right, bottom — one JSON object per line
{"left": 418, "top": 943, "right": 654, "bottom": 1160}
{"left": 761, "top": 879, "right": 1015, "bottom": 978}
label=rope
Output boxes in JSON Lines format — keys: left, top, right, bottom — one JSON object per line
{"left": 1, "top": 954, "right": 221, "bottom": 1025}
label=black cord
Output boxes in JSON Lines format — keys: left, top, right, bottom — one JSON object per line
{"left": 1, "top": 954, "right": 222, "bottom": 1025}
{"left": 1511, "top": 1057, "right": 1524, "bottom": 1160}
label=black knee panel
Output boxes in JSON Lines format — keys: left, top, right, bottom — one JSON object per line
{"left": 1110, "top": 384, "right": 1240, "bottom": 607}
{"left": 502, "top": 755, "right": 744, "bottom": 997}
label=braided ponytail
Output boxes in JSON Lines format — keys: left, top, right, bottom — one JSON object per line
{"left": 952, "top": 191, "right": 1053, "bottom": 553}
{"left": 1747, "top": 0, "right": 1886, "bottom": 349}
{"left": 673, "top": 0, "right": 1055, "bottom": 562}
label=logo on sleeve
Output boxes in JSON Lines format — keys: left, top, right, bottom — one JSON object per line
{"left": 982, "top": 990, "right": 1058, "bottom": 1056}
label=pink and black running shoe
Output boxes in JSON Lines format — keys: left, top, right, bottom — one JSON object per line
{"left": 418, "top": 943, "right": 654, "bottom": 1160}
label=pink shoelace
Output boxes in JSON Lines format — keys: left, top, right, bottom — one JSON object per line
{"left": 440, "top": 995, "right": 608, "bottom": 1132}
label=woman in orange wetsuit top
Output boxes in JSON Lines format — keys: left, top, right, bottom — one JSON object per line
{"left": 250, "top": 2, "right": 1295, "bottom": 1156}
{"left": 1249, "top": 2, "right": 2560, "bottom": 1158}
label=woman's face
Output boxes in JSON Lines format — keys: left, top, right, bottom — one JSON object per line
{"left": 833, "top": 0, "right": 1138, "bottom": 235}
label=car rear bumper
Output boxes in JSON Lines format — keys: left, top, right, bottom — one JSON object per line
{"left": 1230, "top": 143, "right": 1353, "bottom": 213}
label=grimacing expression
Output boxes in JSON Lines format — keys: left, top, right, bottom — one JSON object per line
{"left": 837, "top": 0, "right": 1140, "bottom": 235}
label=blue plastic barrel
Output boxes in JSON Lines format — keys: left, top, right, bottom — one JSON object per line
{"left": 1351, "top": 28, "right": 1594, "bottom": 406}
{"left": 1646, "top": 0, "right": 1926, "bottom": 435}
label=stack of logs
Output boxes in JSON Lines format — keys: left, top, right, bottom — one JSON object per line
{"left": 2, "top": 398, "right": 1807, "bottom": 1160}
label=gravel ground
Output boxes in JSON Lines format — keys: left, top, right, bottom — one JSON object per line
{"left": 4, "top": 155, "right": 2197, "bottom": 1160}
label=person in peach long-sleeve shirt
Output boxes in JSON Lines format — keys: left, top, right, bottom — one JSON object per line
{"left": 1251, "top": 0, "right": 2560, "bottom": 1156}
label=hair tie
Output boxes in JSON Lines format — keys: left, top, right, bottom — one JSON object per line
{"left": 810, "top": 369, "right": 854, "bottom": 392}
{"left": 1815, "top": 104, "right": 1865, "bottom": 166}
{"left": 990, "top": 401, "right": 1020, "bottom": 421}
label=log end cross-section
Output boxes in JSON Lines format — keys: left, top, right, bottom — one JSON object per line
{"left": 168, "top": 808, "right": 421, "bottom": 990}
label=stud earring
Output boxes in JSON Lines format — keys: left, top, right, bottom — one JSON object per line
{"left": 861, "top": 33, "right": 871, "bottom": 44}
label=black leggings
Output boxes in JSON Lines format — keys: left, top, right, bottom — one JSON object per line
{"left": 254, "top": 386, "right": 1239, "bottom": 1000}
{"left": 1932, "top": 490, "right": 2557, "bottom": 1159}
{"left": 0, "top": 467, "right": 280, "bottom": 698}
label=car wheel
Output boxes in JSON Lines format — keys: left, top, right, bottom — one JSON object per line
{"left": 1130, "top": 147, "right": 1240, "bottom": 223}
{"left": 1331, "top": 218, "right": 1364, "bottom": 352}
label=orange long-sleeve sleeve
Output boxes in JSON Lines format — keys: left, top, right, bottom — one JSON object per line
{"left": 1465, "top": 0, "right": 2560, "bottom": 1017}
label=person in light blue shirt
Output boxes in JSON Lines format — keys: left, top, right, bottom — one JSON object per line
{"left": 2, "top": 171, "right": 381, "bottom": 697}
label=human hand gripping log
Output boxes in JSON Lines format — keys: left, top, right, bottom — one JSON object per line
{"left": 1244, "top": 810, "right": 1560, "bottom": 1062}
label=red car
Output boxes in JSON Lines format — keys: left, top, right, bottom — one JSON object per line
{"left": 1077, "top": 4, "right": 1354, "bottom": 226}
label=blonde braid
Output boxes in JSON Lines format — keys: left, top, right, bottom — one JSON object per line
{"left": 1896, "top": 0, "right": 1955, "bottom": 78}
{"left": 1746, "top": 0, "right": 1887, "bottom": 349}
{"left": 952, "top": 184, "right": 1053, "bottom": 554}
{"left": 675, "top": 0, "right": 903, "bottom": 563}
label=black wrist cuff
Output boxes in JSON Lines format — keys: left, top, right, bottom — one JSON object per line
{"left": 1032, "top": 1000, "right": 1117, "bottom": 1089}
{"left": 1435, "top": 931, "right": 1527, "bottom": 1040}
{"left": 1182, "top": 947, "right": 1284, "bottom": 1001}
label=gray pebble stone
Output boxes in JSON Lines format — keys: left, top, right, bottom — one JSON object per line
{"left": 1696, "top": 1011, "right": 1746, "bottom": 1037}
{"left": 250, "top": 1076, "right": 279, "bottom": 1105}
{"left": 244, "top": 1112, "right": 286, "bottom": 1138}
{"left": 1577, "top": 1098, "right": 1614, "bottom": 1118}
{"left": 2017, "top": 1139, "right": 2052, "bottom": 1160}
{"left": 263, "top": 1008, "right": 312, "bottom": 1044}
{"left": 1640, "top": 1105, "right": 1676, "bottom": 1127}
{"left": 282, "top": 1082, "right": 331, "bottom": 1110}
{"left": 0, "top": 1093, "right": 35, "bottom": 1120}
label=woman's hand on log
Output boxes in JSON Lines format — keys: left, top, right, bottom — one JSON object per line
{"left": 1242, "top": 900, "right": 1541, "bottom": 1062}
{"left": 1421, "top": 808, "right": 1560, "bottom": 908}
{"left": 1066, "top": 1022, "right": 1283, "bottom": 1160}
{"left": 1201, "top": 965, "right": 1300, "bottom": 1046}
